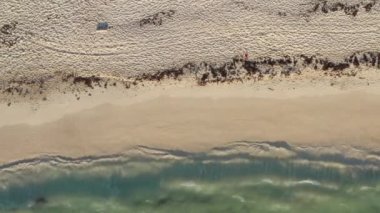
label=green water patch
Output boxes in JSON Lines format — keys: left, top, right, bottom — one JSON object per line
{"left": 0, "top": 142, "right": 379, "bottom": 212}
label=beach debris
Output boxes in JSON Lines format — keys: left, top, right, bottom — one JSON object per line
{"left": 1, "top": 51, "right": 380, "bottom": 103}
{"left": 156, "top": 196, "right": 170, "bottom": 206}
{"left": 96, "top": 22, "right": 110, "bottom": 31}
{"left": 0, "top": 21, "right": 19, "bottom": 47}
{"left": 72, "top": 75, "right": 102, "bottom": 89}
{"left": 34, "top": 197, "right": 47, "bottom": 205}
{"left": 233, "top": 1, "right": 254, "bottom": 11}
{"left": 243, "top": 51, "right": 249, "bottom": 61}
{"left": 1, "top": 22, "right": 17, "bottom": 35}
{"left": 307, "top": 0, "right": 378, "bottom": 16}
{"left": 139, "top": 10, "right": 175, "bottom": 27}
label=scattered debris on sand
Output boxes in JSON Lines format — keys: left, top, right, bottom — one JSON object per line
{"left": 1, "top": 51, "right": 380, "bottom": 104}
{"left": 307, "top": 0, "right": 378, "bottom": 16}
{"left": 0, "top": 21, "right": 20, "bottom": 48}
{"left": 139, "top": 10, "right": 176, "bottom": 27}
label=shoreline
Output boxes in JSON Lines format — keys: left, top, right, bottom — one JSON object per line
{"left": 0, "top": 141, "right": 379, "bottom": 212}
{"left": 1, "top": 72, "right": 380, "bottom": 163}
{"left": 0, "top": 141, "right": 379, "bottom": 186}
{"left": 3, "top": 0, "right": 380, "bottom": 210}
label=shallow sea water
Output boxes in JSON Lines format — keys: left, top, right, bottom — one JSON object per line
{"left": 0, "top": 142, "right": 379, "bottom": 213}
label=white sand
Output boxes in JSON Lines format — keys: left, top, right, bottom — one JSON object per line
{"left": 1, "top": 0, "right": 380, "bottom": 77}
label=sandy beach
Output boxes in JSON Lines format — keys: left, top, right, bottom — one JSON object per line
{"left": 2, "top": 1, "right": 380, "bottom": 212}
{"left": 1, "top": 70, "right": 380, "bottom": 163}
{"left": 1, "top": 0, "right": 380, "bottom": 165}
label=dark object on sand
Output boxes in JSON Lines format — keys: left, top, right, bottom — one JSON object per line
{"left": 35, "top": 197, "right": 47, "bottom": 205}
{"left": 1, "top": 21, "right": 17, "bottom": 35}
{"left": 1, "top": 24, "right": 14, "bottom": 34}
{"left": 139, "top": 10, "right": 175, "bottom": 27}
{"left": 97, "top": 22, "right": 109, "bottom": 30}
{"left": 73, "top": 75, "right": 102, "bottom": 89}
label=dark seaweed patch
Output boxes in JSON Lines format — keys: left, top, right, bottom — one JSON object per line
{"left": 1, "top": 52, "right": 380, "bottom": 101}
{"left": 73, "top": 76, "right": 102, "bottom": 89}
{"left": 1, "top": 24, "right": 14, "bottom": 35}
{"left": 319, "top": 59, "right": 350, "bottom": 71}
{"left": 0, "top": 21, "right": 19, "bottom": 47}
{"left": 75, "top": 51, "right": 380, "bottom": 87}
{"left": 34, "top": 197, "right": 47, "bottom": 205}
{"left": 156, "top": 196, "right": 170, "bottom": 206}
{"left": 136, "top": 67, "right": 184, "bottom": 82}
{"left": 308, "top": 0, "right": 377, "bottom": 16}
{"left": 364, "top": 2, "right": 375, "bottom": 11}
{"left": 139, "top": 10, "right": 175, "bottom": 27}
{"left": 233, "top": 1, "right": 254, "bottom": 11}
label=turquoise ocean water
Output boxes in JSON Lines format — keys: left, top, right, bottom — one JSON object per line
{"left": 0, "top": 142, "right": 379, "bottom": 213}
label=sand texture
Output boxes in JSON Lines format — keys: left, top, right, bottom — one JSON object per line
{"left": 1, "top": 0, "right": 380, "bottom": 163}
{"left": 0, "top": 74, "right": 380, "bottom": 163}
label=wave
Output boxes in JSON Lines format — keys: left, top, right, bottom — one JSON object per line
{"left": 0, "top": 141, "right": 378, "bottom": 192}
{"left": 0, "top": 141, "right": 379, "bottom": 173}
{"left": 0, "top": 141, "right": 379, "bottom": 212}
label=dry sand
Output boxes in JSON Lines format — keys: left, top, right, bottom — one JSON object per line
{"left": 1, "top": 71, "right": 380, "bottom": 163}
{"left": 2, "top": 0, "right": 380, "bottom": 76}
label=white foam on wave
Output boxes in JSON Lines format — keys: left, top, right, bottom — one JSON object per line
{"left": 179, "top": 181, "right": 203, "bottom": 192}
{"left": 261, "top": 178, "right": 275, "bottom": 184}
{"left": 286, "top": 179, "right": 339, "bottom": 190}
{"left": 287, "top": 179, "right": 321, "bottom": 186}
{"left": 270, "top": 203, "right": 291, "bottom": 211}
{"left": 231, "top": 194, "right": 246, "bottom": 203}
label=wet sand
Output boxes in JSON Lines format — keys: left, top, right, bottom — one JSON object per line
{"left": 1, "top": 77, "right": 380, "bottom": 163}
